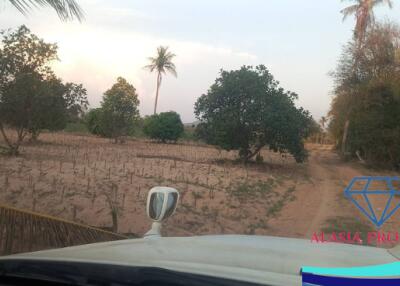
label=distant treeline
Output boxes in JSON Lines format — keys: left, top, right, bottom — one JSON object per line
{"left": 0, "top": 26, "right": 313, "bottom": 164}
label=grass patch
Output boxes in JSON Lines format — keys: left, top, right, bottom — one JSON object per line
{"left": 246, "top": 220, "right": 269, "bottom": 234}
{"left": 227, "top": 179, "right": 276, "bottom": 201}
{"left": 64, "top": 122, "right": 88, "bottom": 134}
{"left": 266, "top": 186, "right": 296, "bottom": 217}
{"left": 321, "top": 216, "right": 375, "bottom": 245}
{"left": 181, "top": 126, "right": 197, "bottom": 141}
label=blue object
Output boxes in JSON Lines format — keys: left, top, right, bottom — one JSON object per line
{"left": 302, "top": 262, "right": 400, "bottom": 285}
{"left": 344, "top": 176, "right": 400, "bottom": 228}
{"left": 302, "top": 262, "right": 400, "bottom": 277}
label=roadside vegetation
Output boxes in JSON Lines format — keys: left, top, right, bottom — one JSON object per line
{"left": 328, "top": 0, "right": 400, "bottom": 169}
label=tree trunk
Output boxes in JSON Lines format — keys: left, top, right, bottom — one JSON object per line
{"left": 243, "top": 144, "right": 265, "bottom": 162}
{"left": 0, "top": 122, "right": 13, "bottom": 149}
{"left": 0, "top": 122, "right": 20, "bottom": 155}
{"left": 29, "top": 130, "right": 40, "bottom": 142}
{"left": 153, "top": 72, "right": 162, "bottom": 115}
{"left": 111, "top": 209, "right": 118, "bottom": 233}
{"left": 341, "top": 119, "right": 350, "bottom": 155}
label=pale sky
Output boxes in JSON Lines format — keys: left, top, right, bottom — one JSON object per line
{"left": 0, "top": 0, "right": 399, "bottom": 123}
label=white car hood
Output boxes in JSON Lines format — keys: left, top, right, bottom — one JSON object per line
{"left": 1, "top": 235, "right": 397, "bottom": 286}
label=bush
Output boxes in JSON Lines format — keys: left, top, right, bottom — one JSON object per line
{"left": 85, "top": 108, "right": 104, "bottom": 136}
{"left": 85, "top": 78, "right": 140, "bottom": 142}
{"left": 181, "top": 126, "right": 196, "bottom": 141}
{"left": 64, "top": 122, "right": 88, "bottom": 134}
{"left": 100, "top": 77, "right": 140, "bottom": 142}
{"left": 143, "top": 111, "right": 184, "bottom": 143}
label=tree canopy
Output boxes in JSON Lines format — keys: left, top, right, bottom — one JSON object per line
{"left": 194, "top": 65, "right": 313, "bottom": 162}
{"left": 0, "top": 25, "right": 88, "bottom": 154}
{"left": 93, "top": 77, "right": 140, "bottom": 142}
{"left": 144, "top": 46, "right": 177, "bottom": 114}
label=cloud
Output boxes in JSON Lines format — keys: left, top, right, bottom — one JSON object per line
{"left": 38, "top": 24, "right": 257, "bottom": 122}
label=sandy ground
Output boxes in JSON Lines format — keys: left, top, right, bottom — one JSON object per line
{"left": 0, "top": 132, "right": 399, "bottom": 246}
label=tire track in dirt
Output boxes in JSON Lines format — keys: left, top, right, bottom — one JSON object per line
{"left": 303, "top": 145, "right": 374, "bottom": 238}
{"left": 305, "top": 146, "right": 344, "bottom": 237}
{"left": 265, "top": 145, "right": 353, "bottom": 239}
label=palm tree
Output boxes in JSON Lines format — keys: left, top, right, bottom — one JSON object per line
{"left": 319, "top": 116, "right": 327, "bottom": 130}
{"left": 319, "top": 116, "right": 327, "bottom": 144}
{"left": 145, "top": 46, "right": 177, "bottom": 115}
{"left": 7, "top": 0, "right": 84, "bottom": 21}
{"left": 341, "top": 0, "right": 392, "bottom": 41}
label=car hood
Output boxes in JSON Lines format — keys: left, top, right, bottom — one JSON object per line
{"left": 1, "top": 235, "right": 398, "bottom": 286}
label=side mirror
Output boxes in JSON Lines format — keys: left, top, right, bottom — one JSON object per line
{"left": 145, "top": 187, "right": 179, "bottom": 237}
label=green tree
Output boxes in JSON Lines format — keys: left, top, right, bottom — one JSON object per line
{"left": 7, "top": 0, "right": 84, "bottom": 21}
{"left": 143, "top": 111, "right": 184, "bottom": 143}
{"left": 26, "top": 76, "right": 68, "bottom": 141}
{"left": 0, "top": 26, "right": 88, "bottom": 153}
{"left": 144, "top": 46, "right": 177, "bottom": 114}
{"left": 63, "top": 83, "right": 89, "bottom": 122}
{"left": 86, "top": 108, "right": 104, "bottom": 136}
{"left": 194, "top": 65, "right": 313, "bottom": 163}
{"left": 28, "top": 79, "right": 88, "bottom": 141}
{"left": 0, "top": 72, "right": 88, "bottom": 145}
{"left": 0, "top": 26, "right": 57, "bottom": 154}
{"left": 99, "top": 77, "right": 140, "bottom": 142}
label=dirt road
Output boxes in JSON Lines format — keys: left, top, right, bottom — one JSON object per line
{"left": 268, "top": 144, "right": 374, "bottom": 240}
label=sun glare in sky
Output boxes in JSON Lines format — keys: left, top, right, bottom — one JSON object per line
{"left": 1, "top": 0, "right": 400, "bottom": 122}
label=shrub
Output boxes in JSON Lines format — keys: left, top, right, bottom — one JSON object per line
{"left": 86, "top": 108, "right": 104, "bottom": 136}
{"left": 143, "top": 111, "right": 184, "bottom": 143}
{"left": 64, "top": 122, "right": 88, "bottom": 134}
{"left": 85, "top": 78, "right": 140, "bottom": 142}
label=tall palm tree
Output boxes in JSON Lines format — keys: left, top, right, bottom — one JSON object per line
{"left": 145, "top": 46, "right": 177, "bottom": 115}
{"left": 319, "top": 116, "right": 328, "bottom": 144}
{"left": 341, "top": 0, "right": 392, "bottom": 41}
{"left": 7, "top": 0, "right": 84, "bottom": 21}
{"left": 319, "top": 116, "right": 327, "bottom": 130}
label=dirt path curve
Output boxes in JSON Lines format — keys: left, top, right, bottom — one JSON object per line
{"left": 267, "top": 144, "right": 362, "bottom": 239}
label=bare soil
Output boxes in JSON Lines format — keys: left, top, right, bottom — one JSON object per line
{"left": 0, "top": 133, "right": 399, "bottom": 245}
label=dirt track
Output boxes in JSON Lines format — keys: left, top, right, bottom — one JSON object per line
{"left": 269, "top": 144, "right": 400, "bottom": 245}
{"left": 305, "top": 145, "right": 357, "bottom": 236}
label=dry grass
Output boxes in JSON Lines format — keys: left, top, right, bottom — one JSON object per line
{"left": 0, "top": 131, "right": 306, "bottom": 237}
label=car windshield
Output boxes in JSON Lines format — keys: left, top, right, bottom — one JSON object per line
{"left": 0, "top": 0, "right": 400, "bottom": 266}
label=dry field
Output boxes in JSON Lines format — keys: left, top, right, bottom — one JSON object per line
{"left": 0, "top": 132, "right": 307, "bottom": 237}
{"left": 1, "top": 131, "right": 400, "bottom": 245}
